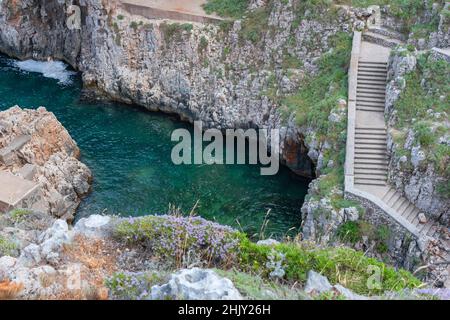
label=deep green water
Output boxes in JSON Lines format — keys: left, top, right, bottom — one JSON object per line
{"left": 0, "top": 55, "right": 310, "bottom": 238}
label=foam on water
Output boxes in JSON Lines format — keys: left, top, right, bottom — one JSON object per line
{"left": 13, "top": 59, "right": 76, "bottom": 85}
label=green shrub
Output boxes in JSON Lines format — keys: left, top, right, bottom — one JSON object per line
{"left": 203, "top": 0, "right": 249, "bottom": 18}
{"left": 113, "top": 215, "right": 421, "bottom": 296}
{"left": 283, "top": 31, "right": 351, "bottom": 138}
{"left": 239, "top": 7, "right": 270, "bottom": 44}
{"left": 393, "top": 52, "right": 449, "bottom": 184}
{"left": 198, "top": 36, "right": 209, "bottom": 53}
{"left": 160, "top": 23, "right": 193, "bottom": 42}
{"left": 237, "top": 237, "right": 421, "bottom": 295}
{"left": 114, "top": 215, "right": 240, "bottom": 268}
{"left": 336, "top": 221, "right": 361, "bottom": 244}
{"left": 105, "top": 271, "right": 167, "bottom": 300}
{"left": 10, "top": 208, "right": 32, "bottom": 222}
{"left": 0, "top": 236, "right": 18, "bottom": 256}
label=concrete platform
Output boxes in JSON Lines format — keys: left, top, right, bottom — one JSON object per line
{"left": 0, "top": 171, "right": 40, "bottom": 212}
{"left": 120, "top": 0, "right": 223, "bottom": 23}
{"left": 360, "top": 41, "right": 390, "bottom": 62}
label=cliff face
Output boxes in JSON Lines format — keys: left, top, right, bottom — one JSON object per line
{"left": 386, "top": 48, "right": 449, "bottom": 226}
{"left": 0, "top": 106, "right": 92, "bottom": 221}
{"left": 0, "top": 0, "right": 362, "bottom": 177}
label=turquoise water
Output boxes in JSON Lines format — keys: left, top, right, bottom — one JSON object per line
{"left": 0, "top": 55, "right": 310, "bottom": 238}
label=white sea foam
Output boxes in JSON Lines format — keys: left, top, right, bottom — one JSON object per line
{"left": 14, "top": 59, "right": 77, "bottom": 85}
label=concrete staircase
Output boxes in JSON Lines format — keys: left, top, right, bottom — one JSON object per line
{"left": 351, "top": 34, "right": 445, "bottom": 243}
{"left": 381, "top": 186, "right": 439, "bottom": 238}
{"left": 354, "top": 61, "right": 388, "bottom": 187}
{"left": 363, "top": 27, "right": 405, "bottom": 48}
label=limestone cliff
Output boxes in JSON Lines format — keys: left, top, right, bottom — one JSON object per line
{"left": 386, "top": 48, "right": 449, "bottom": 227}
{"left": 0, "top": 106, "right": 92, "bottom": 220}
{"left": 0, "top": 0, "right": 364, "bottom": 177}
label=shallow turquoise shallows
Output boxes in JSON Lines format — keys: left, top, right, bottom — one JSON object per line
{"left": 0, "top": 55, "right": 310, "bottom": 238}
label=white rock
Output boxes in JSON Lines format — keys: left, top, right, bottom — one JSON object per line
{"left": 257, "top": 239, "right": 280, "bottom": 246}
{"left": 19, "top": 244, "right": 42, "bottom": 267}
{"left": 333, "top": 284, "right": 368, "bottom": 300}
{"left": 74, "top": 214, "right": 111, "bottom": 238}
{"left": 343, "top": 207, "right": 359, "bottom": 222}
{"left": 304, "top": 270, "right": 332, "bottom": 294}
{"left": 418, "top": 213, "right": 428, "bottom": 224}
{"left": 150, "top": 268, "right": 242, "bottom": 300}
{"left": 411, "top": 146, "right": 426, "bottom": 168}
{"left": 0, "top": 256, "right": 17, "bottom": 270}
{"left": 39, "top": 219, "right": 69, "bottom": 243}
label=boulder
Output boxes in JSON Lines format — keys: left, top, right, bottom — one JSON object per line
{"left": 304, "top": 270, "right": 332, "bottom": 294}
{"left": 74, "top": 215, "right": 112, "bottom": 238}
{"left": 150, "top": 268, "right": 242, "bottom": 300}
{"left": 256, "top": 239, "right": 280, "bottom": 246}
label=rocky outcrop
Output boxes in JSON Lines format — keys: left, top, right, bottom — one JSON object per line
{"left": 0, "top": 106, "right": 92, "bottom": 220}
{"left": 150, "top": 268, "right": 243, "bottom": 300}
{"left": 381, "top": 2, "right": 449, "bottom": 49}
{"left": 386, "top": 48, "right": 449, "bottom": 226}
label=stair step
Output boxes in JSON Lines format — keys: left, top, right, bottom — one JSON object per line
{"left": 410, "top": 213, "right": 420, "bottom": 227}
{"left": 358, "top": 73, "right": 387, "bottom": 79}
{"left": 368, "top": 27, "right": 407, "bottom": 42}
{"left": 406, "top": 208, "right": 420, "bottom": 223}
{"left": 357, "top": 98, "right": 386, "bottom": 104}
{"left": 354, "top": 179, "right": 387, "bottom": 186}
{"left": 383, "top": 189, "right": 397, "bottom": 205}
{"left": 359, "top": 61, "right": 388, "bottom": 66}
{"left": 354, "top": 168, "right": 387, "bottom": 174}
{"left": 354, "top": 165, "right": 388, "bottom": 172}
{"left": 355, "top": 134, "right": 387, "bottom": 140}
{"left": 357, "top": 92, "right": 386, "bottom": 99}
{"left": 355, "top": 130, "right": 386, "bottom": 135}
{"left": 401, "top": 205, "right": 416, "bottom": 219}
{"left": 357, "top": 87, "right": 386, "bottom": 93}
{"left": 355, "top": 140, "right": 387, "bottom": 146}
{"left": 358, "top": 73, "right": 388, "bottom": 80}
{"left": 386, "top": 192, "right": 402, "bottom": 207}
{"left": 357, "top": 80, "right": 387, "bottom": 87}
{"left": 355, "top": 144, "right": 386, "bottom": 150}
{"left": 393, "top": 197, "right": 408, "bottom": 211}
{"left": 355, "top": 127, "right": 386, "bottom": 131}
{"left": 358, "top": 66, "right": 388, "bottom": 71}
{"left": 355, "top": 156, "right": 388, "bottom": 162}
{"left": 381, "top": 188, "right": 395, "bottom": 201}
{"left": 355, "top": 149, "right": 387, "bottom": 155}
{"left": 354, "top": 174, "right": 387, "bottom": 181}
{"left": 397, "top": 201, "right": 411, "bottom": 215}
{"left": 356, "top": 107, "right": 385, "bottom": 113}
{"left": 356, "top": 101, "right": 386, "bottom": 108}
{"left": 363, "top": 32, "right": 403, "bottom": 48}
{"left": 419, "top": 222, "right": 434, "bottom": 235}
{"left": 357, "top": 68, "right": 388, "bottom": 75}
{"left": 354, "top": 160, "right": 388, "bottom": 166}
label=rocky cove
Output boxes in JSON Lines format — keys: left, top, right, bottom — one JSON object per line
{"left": 0, "top": 0, "right": 449, "bottom": 300}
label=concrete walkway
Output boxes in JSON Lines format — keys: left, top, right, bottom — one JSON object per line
{"left": 120, "top": 0, "right": 223, "bottom": 23}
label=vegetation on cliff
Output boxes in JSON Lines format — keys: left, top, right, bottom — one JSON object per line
{"left": 113, "top": 215, "right": 421, "bottom": 296}
{"left": 391, "top": 52, "right": 450, "bottom": 198}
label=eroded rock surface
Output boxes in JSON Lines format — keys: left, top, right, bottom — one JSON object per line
{"left": 0, "top": 106, "right": 92, "bottom": 220}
